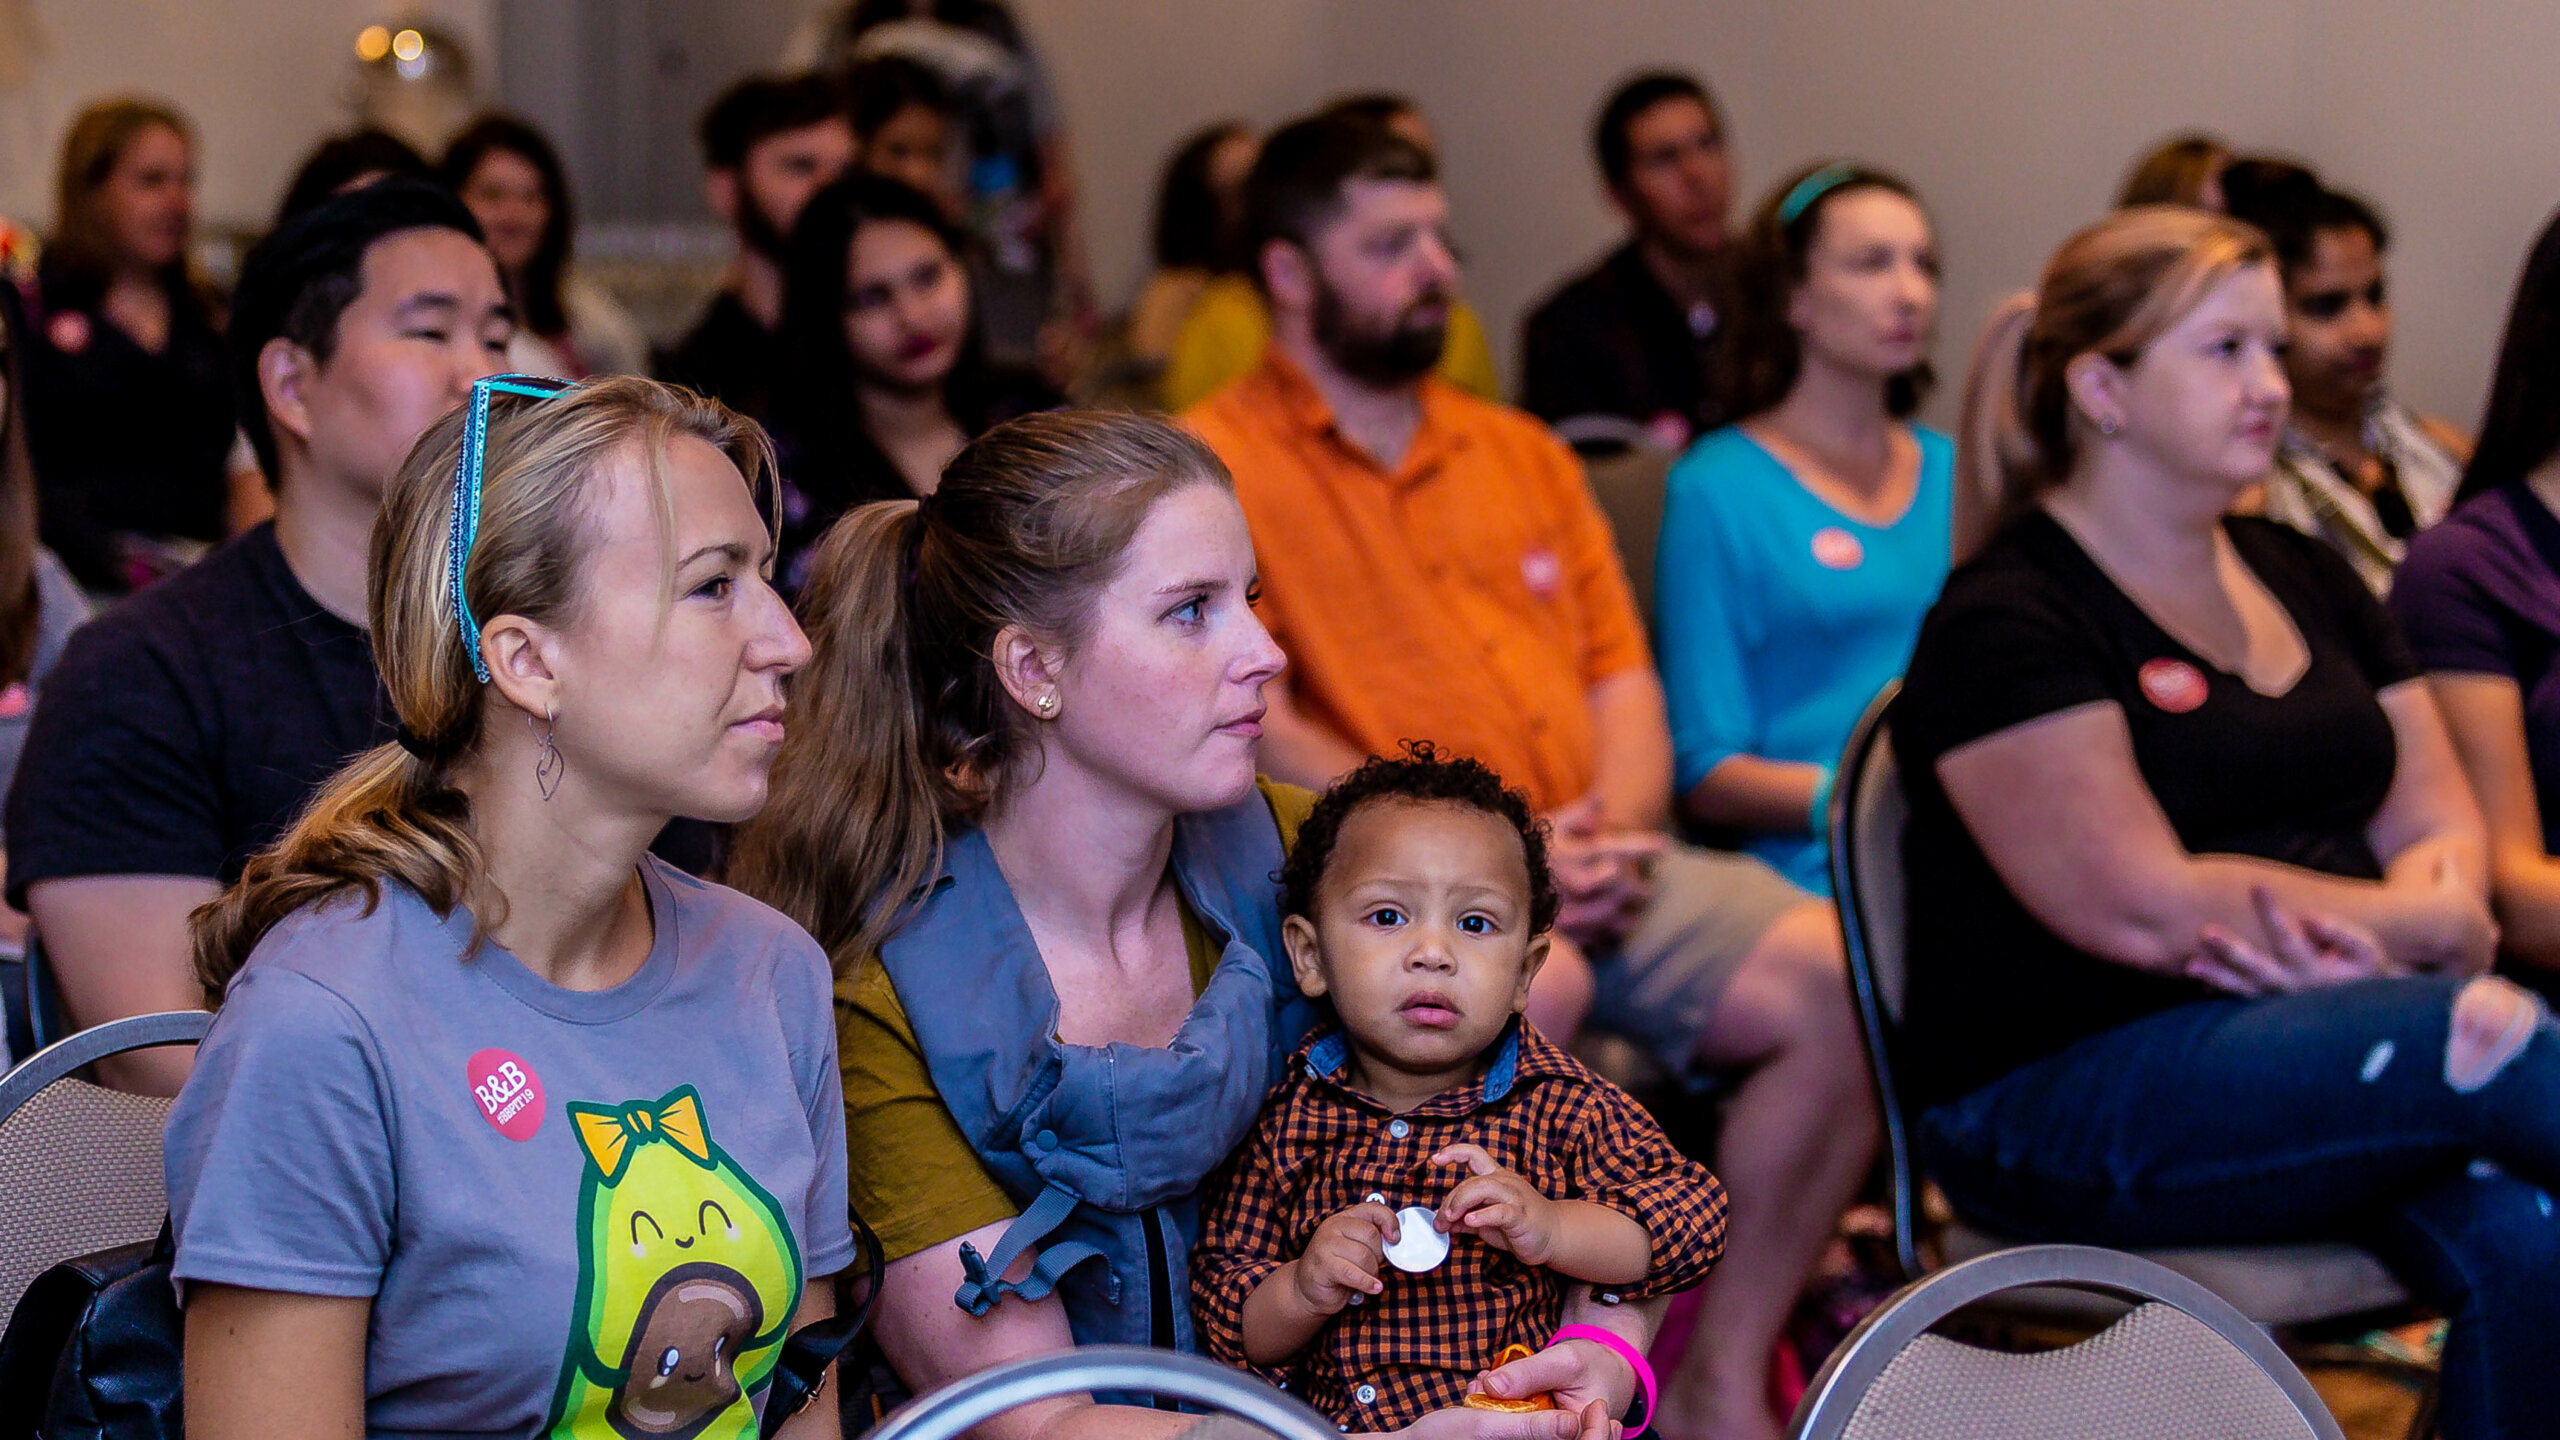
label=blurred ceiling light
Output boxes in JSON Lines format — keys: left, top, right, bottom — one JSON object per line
{"left": 353, "top": 20, "right": 475, "bottom": 89}
{"left": 352, "top": 19, "right": 480, "bottom": 154}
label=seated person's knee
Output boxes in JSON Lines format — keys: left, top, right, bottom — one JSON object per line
{"left": 2447, "top": 975, "right": 2545, "bottom": 1094}
{"left": 1759, "top": 904, "right": 1853, "bottom": 1017}
{"left": 1524, "top": 933, "right": 1596, "bottom": 1044}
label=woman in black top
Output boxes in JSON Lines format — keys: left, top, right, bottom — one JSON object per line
{"left": 769, "top": 174, "right": 1055, "bottom": 592}
{"left": 24, "top": 98, "right": 237, "bottom": 593}
{"left": 1903, "top": 206, "right": 2556, "bottom": 1440}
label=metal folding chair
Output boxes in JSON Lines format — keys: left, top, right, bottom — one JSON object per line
{"left": 0, "top": 1010, "right": 211, "bottom": 1329}
{"left": 865, "top": 1345, "right": 1338, "bottom": 1440}
{"left": 1791, "top": 1244, "right": 2343, "bottom": 1440}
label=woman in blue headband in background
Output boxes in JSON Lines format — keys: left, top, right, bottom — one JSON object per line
{"left": 1653, "top": 161, "right": 1952, "bottom": 896}
{"left": 168, "top": 375, "right": 852, "bottom": 1439}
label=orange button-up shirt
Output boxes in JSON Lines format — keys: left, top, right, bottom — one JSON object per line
{"left": 1185, "top": 348, "right": 1651, "bottom": 812}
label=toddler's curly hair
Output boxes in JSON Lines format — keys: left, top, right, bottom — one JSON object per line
{"left": 1280, "top": 741, "right": 1560, "bottom": 936}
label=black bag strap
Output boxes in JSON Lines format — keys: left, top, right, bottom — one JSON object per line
{"left": 760, "top": 1205, "right": 886, "bottom": 1438}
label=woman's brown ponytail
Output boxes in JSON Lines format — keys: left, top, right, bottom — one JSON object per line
{"left": 726, "top": 501, "right": 947, "bottom": 976}
{"left": 729, "top": 410, "right": 1233, "bottom": 973}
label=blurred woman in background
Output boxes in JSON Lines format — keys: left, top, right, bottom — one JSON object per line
{"left": 442, "top": 113, "right": 648, "bottom": 379}
{"left": 2116, "top": 132, "right": 2232, "bottom": 210}
{"left": 2225, "top": 158, "right": 2467, "bottom": 593}
{"left": 1130, "top": 122, "right": 1258, "bottom": 372}
{"left": 1657, "top": 162, "right": 1950, "bottom": 898}
{"left": 2396, "top": 208, "right": 2560, "bottom": 988}
{"left": 24, "top": 97, "right": 241, "bottom": 592}
{"left": 768, "top": 173, "right": 1055, "bottom": 590}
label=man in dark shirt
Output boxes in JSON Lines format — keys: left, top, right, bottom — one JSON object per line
{"left": 1520, "top": 72, "right": 1735, "bottom": 451}
{"left": 659, "top": 75, "right": 855, "bottom": 418}
{"left": 10, "top": 179, "right": 511, "bottom": 1093}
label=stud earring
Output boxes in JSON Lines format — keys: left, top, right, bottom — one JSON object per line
{"left": 1035, "top": 692, "right": 1059, "bottom": 717}
{"left": 532, "top": 705, "right": 563, "bottom": 800}
{"left": 2096, "top": 414, "right": 2122, "bottom": 437}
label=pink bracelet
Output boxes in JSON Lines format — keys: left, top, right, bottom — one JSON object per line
{"left": 1551, "top": 1323, "right": 1657, "bottom": 1439}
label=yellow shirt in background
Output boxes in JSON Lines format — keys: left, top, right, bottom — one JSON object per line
{"left": 1159, "top": 274, "right": 1501, "bottom": 413}
{"left": 837, "top": 779, "right": 1319, "bottom": 1262}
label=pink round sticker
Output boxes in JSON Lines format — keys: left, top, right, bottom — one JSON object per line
{"left": 47, "top": 310, "right": 90, "bottom": 355}
{"left": 1811, "top": 527, "right": 1864, "bottom": 571}
{"left": 2138, "top": 658, "right": 2209, "bottom": 714}
{"left": 467, "top": 1048, "right": 545, "bottom": 1141}
{"left": 1520, "top": 547, "right": 1564, "bottom": 598}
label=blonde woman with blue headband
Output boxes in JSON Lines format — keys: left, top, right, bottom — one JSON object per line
{"left": 170, "top": 374, "right": 851, "bottom": 1440}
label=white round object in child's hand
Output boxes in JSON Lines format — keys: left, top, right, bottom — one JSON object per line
{"left": 1384, "top": 1206, "right": 1449, "bottom": 1273}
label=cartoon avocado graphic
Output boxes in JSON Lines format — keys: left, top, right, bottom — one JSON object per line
{"left": 545, "top": 1086, "right": 803, "bottom": 1440}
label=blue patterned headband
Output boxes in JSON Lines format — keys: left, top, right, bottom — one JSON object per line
{"left": 450, "top": 374, "right": 574, "bottom": 683}
{"left": 1777, "top": 163, "right": 1858, "bottom": 228}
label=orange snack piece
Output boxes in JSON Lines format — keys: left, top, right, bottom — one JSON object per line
{"left": 1461, "top": 1344, "right": 1557, "bottom": 1412}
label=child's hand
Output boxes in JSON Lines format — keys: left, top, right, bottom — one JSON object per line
{"left": 1433, "top": 1144, "right": 1562, "bottom": 1266}
{"left": 1292, "top": 1202, "right": 1398, "bottom": 1315}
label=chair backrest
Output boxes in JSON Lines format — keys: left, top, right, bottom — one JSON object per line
{"left": 1831, "top": 683, "right": 1910, "bottom": 1026}
{"left": 0, "top": 1010, "right": 213, "bottom": 1329}
{"left": 22, "top": 936, "right": 65, "bottom": 1055}
{"left": 1791, "top": 1244, "right": 2344, "bottom": 1440}
{"left": 1578, "top": 441, "right": 1676, "bottom": 633}
{"left": 865, "top": 1344, "right": 1339, "bottom": 1440}
{"left": 1828, "top": 683, "right": 1923, "bottom": 1276}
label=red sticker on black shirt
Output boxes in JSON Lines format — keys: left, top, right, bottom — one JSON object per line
{"left": 467, "top": 1049, "right": 545, "bottom": 1141}
{"left": 2138, "top": 658, "right": 2208, "bottom": 714}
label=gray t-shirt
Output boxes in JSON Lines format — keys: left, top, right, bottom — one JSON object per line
{"left": 165, "top": 856, "right": 853, "bottom": 1439}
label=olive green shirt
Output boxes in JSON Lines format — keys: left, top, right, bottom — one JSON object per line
{"left": 837, "top": 780, "right": 1317, "bottom": 1261}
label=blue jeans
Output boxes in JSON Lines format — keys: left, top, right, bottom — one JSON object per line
{"left": 1918, "top": 975, "right": 2560, "bottom": 1440}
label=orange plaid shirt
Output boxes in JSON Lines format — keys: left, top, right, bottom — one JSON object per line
{"left": 1191, "top": 1021, "right": 1726, "bottom": 1430}
{"left": 1184, "top": 348, "right": 1653, "bottom": 813}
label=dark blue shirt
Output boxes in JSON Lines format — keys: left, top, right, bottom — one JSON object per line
{"left": 8, "top": 523, "right": 384, "bottom": 901}
{"left": 2395, "top": 482, "right": 2560, "bottom": 851}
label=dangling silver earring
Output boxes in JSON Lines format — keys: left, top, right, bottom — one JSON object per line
{"left": 532, "top": 705, "right": 563, "bottom": 800}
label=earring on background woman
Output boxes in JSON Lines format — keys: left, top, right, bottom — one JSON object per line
{"left": 1035, "top": 691, "right": 1059, "bottom": 717}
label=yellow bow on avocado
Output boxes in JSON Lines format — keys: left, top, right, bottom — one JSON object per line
{"left": 566, "top": 1085, "right": 715, "bottom": 1183}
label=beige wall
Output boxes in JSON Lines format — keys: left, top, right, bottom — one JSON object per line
{"left": 7, "top": 0, "right": 2555, "bottom": 426}
{"left": 1016, "top": 0, "right": 2560, "bottom": 428}
{"left": 0, "top": 0, "right": 496, "bottom": 232}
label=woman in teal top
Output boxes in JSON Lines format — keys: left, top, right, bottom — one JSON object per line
{"left": 1656, "top": 161, "right": 1951, "bottom": 892}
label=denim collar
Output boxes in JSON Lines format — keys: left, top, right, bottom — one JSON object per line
{"left": 1301, "top": 1016, "right": 1528, "bottom": 1107}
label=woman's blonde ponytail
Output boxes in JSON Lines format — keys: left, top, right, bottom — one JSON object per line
{"left": 1960, "top": 206, "right": 2273, "bottom": 549}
